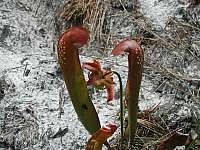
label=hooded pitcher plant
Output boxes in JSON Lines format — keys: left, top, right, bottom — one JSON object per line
{"left": 112, "top": 39, "right": 144, "bottom": 147}
{"left": 57, "top": 27, "right": 101, "bottom": 134}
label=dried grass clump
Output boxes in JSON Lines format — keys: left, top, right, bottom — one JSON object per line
{"left": 58, "top": 0, "right": 110, "bottom": 46}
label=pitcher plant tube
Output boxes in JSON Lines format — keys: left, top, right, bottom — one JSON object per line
{"left": 57, "top": 27, "right": 101, "bottom": 134}
{"left": 112, "top": 39, "right": 144, "bottom": 148}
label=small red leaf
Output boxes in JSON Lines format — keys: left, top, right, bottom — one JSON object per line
{"left": 83, "top": 60, "right": 115, "bottom": 102}
{"left": 86, "top": 123, "right": 117, "bottom": 150}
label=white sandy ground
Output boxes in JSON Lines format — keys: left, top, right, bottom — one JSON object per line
{"left": 140, "top": 0, "right": 179, "bottom": 27}
{"left": 0, "top": 0, "right": 199, "bottom": 150}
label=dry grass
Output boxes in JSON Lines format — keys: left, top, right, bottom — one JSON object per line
{"left": 57, "top": 0, "right": 143, "bottom": 52}
{"left": 57, "top": 0, "right": 111, "bottom": 47}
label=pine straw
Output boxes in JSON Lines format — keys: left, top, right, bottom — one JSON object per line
{"left": 140, "top": 10, "right": 200, "bottom": 103}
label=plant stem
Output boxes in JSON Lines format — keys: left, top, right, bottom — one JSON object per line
{"left": 112, "top": 71, "right": 124, "bottom": 149}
